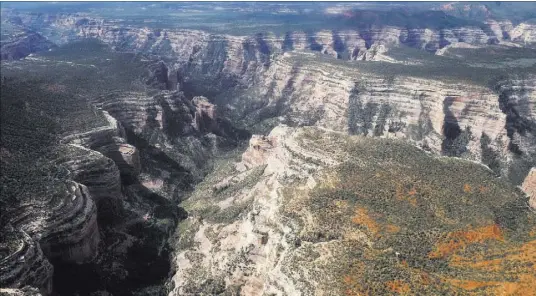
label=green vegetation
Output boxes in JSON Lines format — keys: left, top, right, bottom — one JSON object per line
{"left": 281, "top": 130, "right": 535, "bottom": 295}
{"left": 2, "top": 39, "right": 151, "bottom": 96}
{"left": 287, "top": 45, "right": 536, "bottom": 88}
{"left": 341, "top": 10, "right": 483, "bottom": 30}
{"left": 480, "top": 132, "right": 503, "bottom": 175}
{"left": 0, "top": 40, "right": 151, "bottom": 226}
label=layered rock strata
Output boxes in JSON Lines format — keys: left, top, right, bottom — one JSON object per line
{"left": 170, "top": 125, "right": 534, "bottom": 295}
{"left": 522, "top": 167, "right": 536, "bottom": 209}
{"left": 7, "top": 180, "right": 100, "bottom": 264}
{"left": 0, "top": 229, "right": 53, "bottom": 295}
{"left": 96, "top": 138, "right": 141, "bottom": 183}
{"left": 6, "top": 12, "right": 536, "bottom": 62}
{"left": 217, "top": 52, "right": 535, "bottom": 183}
{"left": 93, "top": 90, "right": 250, "bottom": 187}
{"left": 0, "top": 30, "right": 56, "bottom": 61}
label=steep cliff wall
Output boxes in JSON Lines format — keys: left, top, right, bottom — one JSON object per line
{"left": 0, "top": 229, "right": 54, "bottom": 295}
{"left": 170, "top": 125, "right": 534, "bottom": 295}
{"left": 0, "top": 30, "right": 56, "bottom": 60}
{"left": 5, "top": 11, "right": 536, "bottom": 66}
{"left": 210, "top": 52, "right": 535, "bottom": 183}
{"left": 1, "top": 49, "right": 251, "bottom": 293}
{"left": 2, "top": 7, "right": 536, "bottom": 295}
{"left": 93, "top": 90, "right": 250, "bottom": 191}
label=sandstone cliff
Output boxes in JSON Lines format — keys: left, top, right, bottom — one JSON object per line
{"left": 0, "top": 30, "right": 56, "bottom": 60}
{"left": 2, "top": 5, "right": 536, "bottom": 295}
{"left": 3, "top": 11, "right": 535, "bottom": 185}
{"left": 1, "top": 45, "right": 250, "bottom": 294}
{"left": 4, "top": 10, "right": 536, "bottom": 65}
{"left": 522, "top": 167, "right": 536, "bottom": 209}
{"left": 170, "top": 125, "right": 535, "bottom": 295}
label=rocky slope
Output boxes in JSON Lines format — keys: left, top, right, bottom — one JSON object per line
{"left": 209, "top": 51, "right": 535, "bottom": 185}
{"left": 1, "top": 229, "right": 53, "bottom": 294}
{"left": 5, "top": 11, "right": 536, "bottom": 61}
{"left": 1, "top": 4, "right": 536, "bottom": 295}
{"left": 12, "top": 11, "right": 531, "bottom": 183}
{"left": 0, "top": 29, "right": 56, "bottom": 60}
{"left": 522, "top": 168, "right": 536, "bottom": 209}
{"left": 170, "top": 125, "right": 536, "bottom": 295}
{"left": 3, "top": 10, "right": 536, "bottom": 185}
{"left": 92, "top": 90, "right": 250, "bottom": 188}
{"left": 0, "top": 54, "right": 248, "bottom": 295}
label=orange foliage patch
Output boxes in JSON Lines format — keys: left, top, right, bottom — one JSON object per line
{"left": 396, "top": 184, "right": 418, "bottom": 207}
{"left": 386, "top": 280, "right": 411, "bottom": 294}
{"left": 386, "top": 224, "right": 401, "bottom": 234}
{"left": 395, "top": 184, "right": 405, "bottom": 200}
{"left": 408, "top": 187, "right": 417, "bottom": 196}
{"left": 479, "top": 185, "right": 489, "bottom": 193}
{"left": 529, "top": 227, "right": 536, "bottom": 238}
{"left": 445, "top": 279, "right": 494, "bottom": 291}
{"left": 463, "top": 183, "right": 472, "bottom": 193}
{"left": 443, "top": 240, "right": 536, "bottom": 295}
{"left": 352, "top": 207, "right": 380, "bottom": 236}
{"left": 343, "top": 275, "right": 354, "bottom": 285}
{"left": 429, "top": 224, "right": 503, "bottom": 259}
{"left": 342, "top": 264, "right": 370, "bottom": 296}
{"left": 450, "top": 255, "right": 503, "bottom": 272}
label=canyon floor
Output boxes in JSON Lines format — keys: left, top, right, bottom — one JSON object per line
{"left": 1, "top": 2, "right": 536, "bottom": 296}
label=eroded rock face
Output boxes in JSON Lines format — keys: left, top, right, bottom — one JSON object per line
{"left": 60, "top": 110, "right": 126, "bottom": 149}
{"left": 170, "top": 125, "right": 535, "bottom": 295}
{"left": 1, "top": 179, "right": 100, "bottom": 293}
{"left": 51, "top": 145, "right": 122, "bottom": 204}
{"left": 0, "top": 287, "right": 43, "bottom": 296}
{"left": 0, "top": 30, "right": 56, "bottom": 61}
{"left": 2, "top": 6, "right": 536, "bottom": 295}
{"left": 8, "top": 12, "right": 536, "bottom": 60}
{"left": 216, "top": 51, "right": 536, "bottom": 183}
{"left": 3, "top": 10, "right": 535, "bottom": 185}
{"left": 522, "top": 168, "right": 536, "bottom": 209}
{"left": 7, "top": 180, "right": 100, "bottom": 264}
{"left": 93, "top": 90, "right": 250, "bottom": 186}
{"left": 97, "top": 139, "right": 141, "bottom": 182}
{"left": 239, "top": 135, "right": 277, "bottom": 170}
{"left": 0, "top": 229, "right": 53, "bottom": 294}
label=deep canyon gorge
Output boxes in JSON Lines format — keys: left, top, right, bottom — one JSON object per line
{"left": 1, "top": 2, "right": 536, "bottom": 296}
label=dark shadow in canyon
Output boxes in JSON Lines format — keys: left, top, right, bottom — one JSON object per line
{"left": 282, "top": 32, "right": 294, "bottom": 51}
{"left": 495, "top": 78, "right": 536, "bottom": 184}
{"left": 52, "top": 127, "right": 192, "bottom": 296}
{"left": 441, "top": 96, "right": 471, "bottom": 157}
{"left": 307, "top": 31, "right": 323, "bottom": 52}
{"left": 255, "top": 33, "right": 271, "bottom": 68}
{"left": 331, "top": 30, "right": 348, "bottom": 60}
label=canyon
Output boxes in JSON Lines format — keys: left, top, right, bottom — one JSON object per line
{"left": 1, "top": 2, "right": 536, "bottom": 296}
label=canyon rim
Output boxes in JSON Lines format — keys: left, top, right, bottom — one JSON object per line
{"left": 1, "top": 2, "right": 536, "bottom": 296}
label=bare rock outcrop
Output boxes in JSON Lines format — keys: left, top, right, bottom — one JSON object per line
{"left": 239, "top": 135, "right": 277, "bottom": 170}
{"left": 0, "top": 287, "right": 43, "bottom": 296}
{"left": 522, "top": 167, "right": 536, "bottom": 209}
{"left": 50, "top": 145, "right": 122, "bottom": 204}
{"left": 93, "top": 90, "right": 249, "bottom": 186}
{"left": 0, "top": 229, "right": 53, "bottom": 294}
{"left": 13, "top": 181, "right": 99, "bottom": 264}
{"left": 60, "top": 110, "right": 126, "bottom": 149}
{"left": 217, "top": 51, "right": 535, "bottom": 183}
{"left": 6, "top": 11, "right": 536, "bottom": 64}
{"left": 97, "top": 138, "right": 141, "bottom": 182}
{"left": 170, "top": 125, "right": 533, "bottom": 295}
{"left": 0, "top": 30, "right": 56, "bottom": 61}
